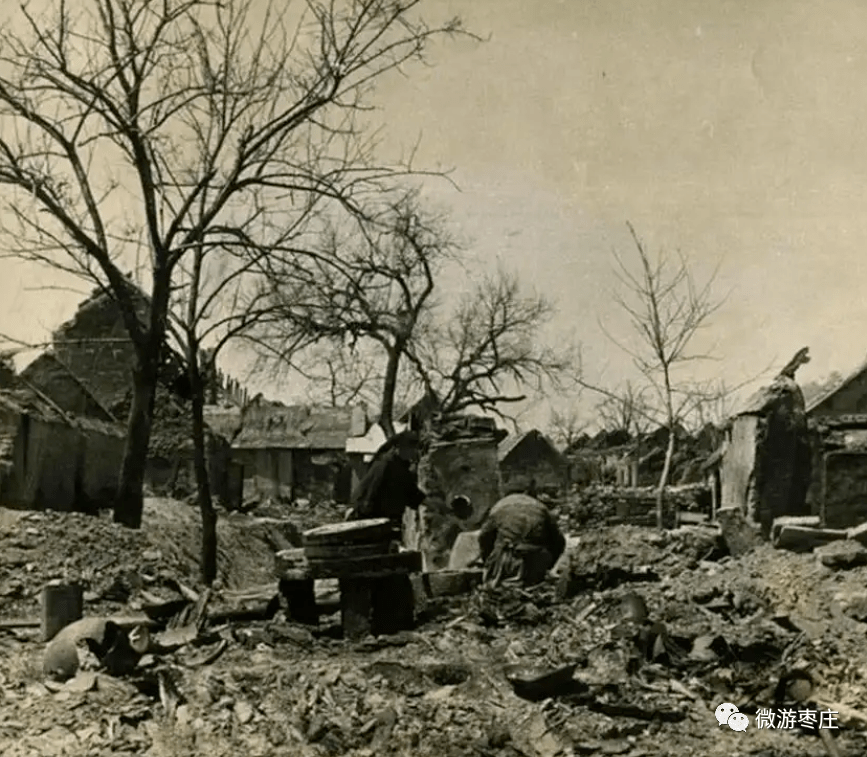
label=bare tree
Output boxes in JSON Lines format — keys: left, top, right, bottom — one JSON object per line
{"left": 165, "top": 239, "right": 285, "bottom": 583}
{"left": 255, "top": 190, "right": 456, "bottom": 436}
{"left": 592, "top": 380, "right": 654, "bottom": 437}
{"left": 412, "top": 267, "right": 574, "bottom": 421}
{"left": 0, "top": 0, "right": 468, "bottom": 528}
{"left": 548, "top": 405, "right": 586, "bottom": 452}
{"left": 602, "top": 222, "right": 723, "bottom": 527}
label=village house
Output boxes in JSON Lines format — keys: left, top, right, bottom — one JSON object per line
{"left": 19, "top": 284, "right": 240, "bottom": 508}
{"left": 0, "top": 367, "right": 124, "bottom": 512}
{"left": 497, "top": 429, "right": 568, "bottom": 496}
{"left": 805, "top": 356, "right": 867, "bottom": 529}
{"left": 205, "top": 401, "right": 367, "bottom": 504}
{"left": 717, "top": 352, "right": 813, "bottom": 536}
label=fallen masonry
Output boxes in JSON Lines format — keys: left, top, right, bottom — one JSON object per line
{"left": 2, "top": 499, "right": 867, "bottom": 757}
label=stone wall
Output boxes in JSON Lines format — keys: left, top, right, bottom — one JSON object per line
{"left": 561, "top": 484, "right": 709, "bottom": 532}
{"left": 407, "top": 437, "right": 502, "bottom": 571}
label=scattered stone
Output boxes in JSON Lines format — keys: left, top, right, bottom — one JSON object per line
{"left": 234, "top": 700, "right": 254, "bottom": 724}
{"left": 815, "top": 539, "right": 867, "bottom": 569}
{"left": 63, "top": 671, "right": 98, "bottom": 693}
{"left": 717, "top": 507, "right": 763, "bottom": 557}
{"left": 447, "top": 530, "right": 481, "bottom": 570}
{"left": 848, "top": 521, "right": 867, "bottom": 547}
{"left": 771, "top": 515, "right": 821, "bottom": 542}
{"left": 775, "top": 525, "right": 848, "bottom": 552}
{"left": 832, "top": 591, "right": 867, "bottom": 622}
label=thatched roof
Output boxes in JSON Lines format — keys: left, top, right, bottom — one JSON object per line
{"left": 232, "top": 403, "right": 355, "bottom": 450}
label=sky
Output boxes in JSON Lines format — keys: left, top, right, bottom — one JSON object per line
{"left": 2, "top": 0, "right": 867, "bottom": 431}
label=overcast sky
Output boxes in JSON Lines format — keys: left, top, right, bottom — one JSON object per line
{"left": 2, "top": 0, "right": 866, "bottom": 429}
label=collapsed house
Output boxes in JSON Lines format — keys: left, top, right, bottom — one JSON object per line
{"left": 805, "top": 355, "right": 867, "bottom": 529}
{"left": 20, "top": 284, "right": 239, "bottom": 509}
{"left": 497, "top": 429, "right": 568, "bottom": 495}
{"left": 0, "top": 383, "right": 124, "bottom": 512}
{"left": 718, "top": 348, "right": 813, "bottom": 537}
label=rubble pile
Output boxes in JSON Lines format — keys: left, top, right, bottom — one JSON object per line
{"left": 0, "top": 499, "right": 300, "bottom": 619}
{"left": 2, "top": 513, "right": 867, "bottom": 756}
{"left": 562, "top": 485, "right": 710, "bottom": 531}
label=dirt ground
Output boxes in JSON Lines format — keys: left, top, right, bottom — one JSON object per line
{"left": 1, "top": 500, "right": 866, "bottom": 756}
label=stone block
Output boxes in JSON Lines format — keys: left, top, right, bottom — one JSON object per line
{"left": 448, "top": 530, "right": 481, "bottom": 570}
{"left": 815, "top": 539, "right": 867, "bottom": 570}
{"left": 717, "top": 507, "right": 763, "bottom": 556}
{"left": 848, "top": 521, "right": 867, "bottom": 547}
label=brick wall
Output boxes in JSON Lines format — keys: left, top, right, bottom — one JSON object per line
{"left": 52, "top": 293, "right": 142, "bottom": 411}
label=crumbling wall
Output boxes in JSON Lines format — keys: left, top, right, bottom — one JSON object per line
{"left": 52, "top": 297, "right": 142, "bottom": 412}
{"left": 720, "top": 415, "right": 758, "bottom": 511}
{"left": 822, "top": 451, "right": 867, "bottom": 529}
{"left": 753, "top": 382, "right": 812, "bottom": 535}
{"left": 25, "top": 419, "right": 79, "bottom": 510}
{"left": 20, "top": 354, "right": 115, "bottom": 422}
{"left": 409, "top": 437, "right": 502, "bottom": 571}
{"left": 79, "top": 426, "right": 124, "bottom": 508}
{"left": 720, "top": 377, "right": 812, "bottom": 537}
{"left": 0, "top": 407, "right": 22, "bottom": 503}
{"left": 561, "top": 484, "right": 704, "bottom": 531}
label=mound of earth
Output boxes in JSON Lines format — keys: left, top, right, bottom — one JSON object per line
{"left": 0, "top": 498, "right": 301, "bottom": 619}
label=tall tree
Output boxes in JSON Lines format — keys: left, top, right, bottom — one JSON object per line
{"left": 256, "top": 191, "right": 456, "bottom": 436}
{"left": 412, "top": 268, "right": 574, "bottom": 421}
{"left": 0, "top": 0, "right": 467, "bottom": 527}
{"left": 601, "top": 222, "right": 723, "bottom": 527}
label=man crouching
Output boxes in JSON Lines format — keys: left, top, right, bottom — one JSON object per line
{"left": 479, "top": 493, "right": 566, "bottom": 587}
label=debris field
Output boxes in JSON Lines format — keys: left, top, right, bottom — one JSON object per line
{"left": 1, "top": 500, "right": 867, "bottom": 757}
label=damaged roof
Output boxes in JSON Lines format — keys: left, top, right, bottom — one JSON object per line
{"left": 231, "top": 403, "right": 355, "bottom": 450}
{"left": 0, "top": 384, "right": 123, "bottom": 437}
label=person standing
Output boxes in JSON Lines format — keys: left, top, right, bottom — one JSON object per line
{"left": 349, "top": 431, "right": 425, "bottom": 539}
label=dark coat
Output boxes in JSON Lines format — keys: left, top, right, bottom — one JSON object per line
{"left": 351, "top": 447, "right": 426, "bottom": 521}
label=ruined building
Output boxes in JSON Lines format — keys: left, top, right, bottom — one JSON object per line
{"left": 19, "top": 284, "right": 243, "bottom": 508}
{"left": 806, "top": 355, "right": 867, "bottom": 529}
{"left": 405, "top": 415, "right": 507, "bottom": 571}
{"left": 719, "top": 348, "right": 812, "bottom": 537}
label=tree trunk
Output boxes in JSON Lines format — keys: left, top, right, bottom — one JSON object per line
{"left": 656, "top": 429, "right": 676, "bottom": 529}
{"left": 655, "top": 371, "right": 676, "bottom": 530}
{"left": 114, "top": 356, "right": 160, "bottom": 528}
{"left": 378, "top": 343, "right": 402, "bottom": 438}
{"left": 190, "top": 351, "right": 218, "bottom": 585}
